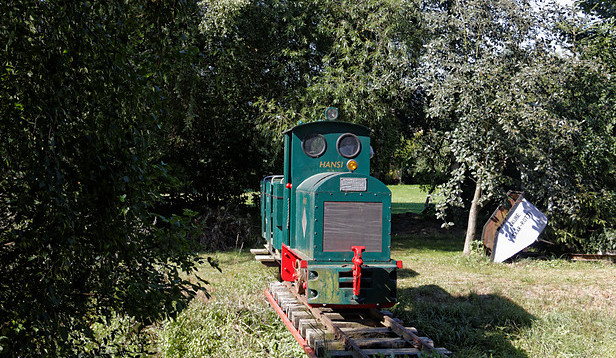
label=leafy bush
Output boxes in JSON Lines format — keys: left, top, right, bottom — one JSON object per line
{"left": 586, "top": 229, "right": 616, "bottom": 255}
{"left": 0, "top": 1, "right": 206, "bottom": 355}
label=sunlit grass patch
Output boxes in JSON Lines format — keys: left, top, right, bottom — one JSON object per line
{"left": 395, "top": 235, "right": 616, "bottom": 358}
{"left": 156, "top": 251, "right": 303, "bottom": 358}
{"left": 389, "top": 184, "right": 435, "bottom": 214}
{"left": 517, "top": 309, "right": 616, "bottom": 357}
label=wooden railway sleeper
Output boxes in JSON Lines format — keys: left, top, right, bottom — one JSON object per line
{"left": 271, "top": 281, "right": 450, "bottom": 357}
{"left": 283, "top": 282, "right": 369, "bottom": 358}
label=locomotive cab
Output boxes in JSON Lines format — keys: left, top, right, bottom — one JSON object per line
{"left": 261, "top": 116, "right": 400, "bottom": 307}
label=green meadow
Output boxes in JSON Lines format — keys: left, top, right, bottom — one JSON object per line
{"left": 154, "top": 185, "right": 616, "bottom": 357}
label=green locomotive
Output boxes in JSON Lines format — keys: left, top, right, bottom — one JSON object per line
{"left": 260, "top": 108, "right": 400, "bottom": 308}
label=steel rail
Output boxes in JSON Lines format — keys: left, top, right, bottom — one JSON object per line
{"left": 265, "top": 288, "right": 317, "bottom": 358}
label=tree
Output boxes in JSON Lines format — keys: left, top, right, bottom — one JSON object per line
{"left": 505, "top": 55, "right": 616, "bottom": 252}
{"left": 151, "top": 0, "right": 337, "bottom": 206}
{"left": 522, "top": 2, "right": 616, "bottom": 252}
{"left": 251, "top": 0, "right": 424, "bottom": 177}
{"left": 578, "top": 0, "right": 616, "bottom": 19}
{"left": 0, "top": 1, "right": 205, "bottom": 355}
{"left": 419, "top": 0, "right": 539, "bottom": 254}
{"left": 419, "top": 0, "right": 616, "bottom": 254}
{"left": 577, "top": 0, "right": 616, "bottom": 72}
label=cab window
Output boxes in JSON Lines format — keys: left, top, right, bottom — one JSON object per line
{"left": 302, "top": 133, "right": 327, "bottom": 158}
{"left": 337, "top": 133, "right": 361, "bottom": 158}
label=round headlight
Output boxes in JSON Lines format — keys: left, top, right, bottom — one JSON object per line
{"left": 325, "top": 107, "right": 339, "bottom": 121}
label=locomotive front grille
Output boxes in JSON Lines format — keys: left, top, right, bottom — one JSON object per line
{"left": 323, "top": 201, "right": 382, "bottom": 252}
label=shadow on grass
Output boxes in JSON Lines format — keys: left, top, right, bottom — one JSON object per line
{"left": 394, "top": 285, "right": 535, "bottom": 358}
{"left": 392, "top": 235, "right": 465, "bottom": 253}
{"left": 392, "top": 202, "right": 425, "bottom": 215}
{"left": 398, "top": 268, "right": 420, "bottom": 279}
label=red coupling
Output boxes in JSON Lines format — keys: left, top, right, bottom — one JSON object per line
{"left": 351, "top": 246, "right": 365, "bottom": 297}
{"left": 285, "top": 183, "right": 292, "bottom": 189}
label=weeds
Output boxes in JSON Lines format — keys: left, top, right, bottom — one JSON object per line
{"left": 155, "top": 254, "right": 303, "bottom": 357}
{"left": 190, "top": 205, "right": 258, "bottom": 251}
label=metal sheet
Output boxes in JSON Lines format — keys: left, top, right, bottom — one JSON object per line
{"left": 323, "top": 202, "right": 382, "bottom": 252}
{"left": 492, "top": 198, "right": 548, "bottom": 263}
{"left": 340, "top": 177, "right": 367, "bottom": 192}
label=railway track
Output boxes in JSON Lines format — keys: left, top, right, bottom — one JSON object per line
{"left": 266, "top": 282, "right": 451, "bottom": 357}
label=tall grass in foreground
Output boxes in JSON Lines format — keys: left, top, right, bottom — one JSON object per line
{"left": 156, "top": 253, "right": 303, "bottom": 358}
{"left": 153, "top": 240, "right": 616, "bottom": 357}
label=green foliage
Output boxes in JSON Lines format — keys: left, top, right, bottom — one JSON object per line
{"left": 418, "top": 0, "right": 616, "bottom": 251}
{"left": 0, "top": 1, "right": 205, "bottom": 355}
{"left": 73, "top": 312, "right": 153, "bottom": 356}
{"left": 250, "top": 0, "right": 424, "bottom": 177}
{"left": 578, "top": 0, "right": 616, "bottom": 19}
{"left": 588, "top": 228, "right": 616, "bottom": 254}
{"left": 420, "top": 0, "right": 538, "bottom": 216}
{"left": 301, "top": 0, "right": 423, "bottom": 176}
{"left": 397, "top": 129, "right": 450, "bottom": 188}
{"left": 167, "top": 0, "right": 424, "bottom": 198}
{"left": 507, "top": 21, "right": 616, "bottom": 251}
{"left": 157, "top": 0, "right": 290, "bottom": 205}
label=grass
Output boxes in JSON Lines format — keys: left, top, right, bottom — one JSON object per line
{"left": 154, "top": 244, "right": 616, "bottom": 357}
{"left": 389, "top": 184, "right": 439, "bottom": 214}
{"left": 152, "top": 185, "right": 616, "bottom": 357}
{"left": 156, "top": 252, "right": 304, "bottom": 357}
{"left": 391, "top": 237, "right": 616, "bottom": 357}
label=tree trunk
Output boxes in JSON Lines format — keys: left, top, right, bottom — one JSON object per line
{"left": 425, "top": 183, "right": 436, "bottom": 208}
{"left": 463, "top": 179, "right": 482, "bottom": 256}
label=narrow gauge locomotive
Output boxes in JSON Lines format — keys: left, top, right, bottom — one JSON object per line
{"left": 260, "top": 108, "right": 401, "bottom": 308}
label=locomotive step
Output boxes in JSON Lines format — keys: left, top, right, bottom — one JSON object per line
{"left": 254, "top": 254, "right": 277, "bottom": 263}
{"left": 250, "top": 248, "right": 270, "bottom": 255}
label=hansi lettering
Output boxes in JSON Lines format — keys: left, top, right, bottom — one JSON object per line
{"left": 319, "top": 161, "right": 344, "bottom": 169}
